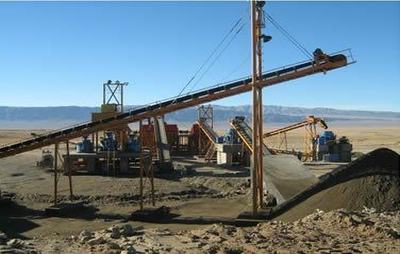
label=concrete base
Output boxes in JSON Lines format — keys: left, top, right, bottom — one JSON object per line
{"left": 215, "top": 144, "right": 242, "bottom": 166}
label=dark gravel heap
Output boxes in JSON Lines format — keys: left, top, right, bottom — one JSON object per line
{"left": 272, "top": 148, "right": 400, "bottom": 221}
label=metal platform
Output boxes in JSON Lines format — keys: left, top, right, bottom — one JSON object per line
{"left": 65, "top": 151, "right": 141, "bottom": 174}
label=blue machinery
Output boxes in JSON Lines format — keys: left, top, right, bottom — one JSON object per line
{"left": 0, "top": 49, "right": 352, "bottom": 159}
{"left": 75, "top": 136, "right": 94, "bottom": 153}
{"left": 316, "top": 131, "right": 353, "bottom": 162}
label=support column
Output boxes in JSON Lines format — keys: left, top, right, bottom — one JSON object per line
{"left": 66, "top": 140, "right": 73, "bottom": 200}
{"left": 150, "top": 154, "right": 155, "bottom": 207}
{"left": 139, "top": 120, "right": 144, "bottom": 210}
{"left": 54, "top": 143, "right": 59, "bottom": 206}
{"left": 95, "top": 132, "right": 98, "bottom": 152}
{"left": 251, "top": 0, "right": 266, "bottom": 214}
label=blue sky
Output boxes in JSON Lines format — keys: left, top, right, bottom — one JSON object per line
{"left": 0, "top": 1, "right": 399, "bottom": 111}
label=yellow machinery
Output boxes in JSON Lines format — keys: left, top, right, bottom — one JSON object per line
{"left": 263, "top": 115, "right": 328, "bottom": 161}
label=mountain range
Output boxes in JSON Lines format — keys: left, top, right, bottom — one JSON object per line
{"left": 0, "top": 105, "right": 399, "bottom": 129}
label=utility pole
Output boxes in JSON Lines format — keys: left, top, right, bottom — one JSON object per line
{"left": 251, "top": 0, "right": 270, "bottom": 215}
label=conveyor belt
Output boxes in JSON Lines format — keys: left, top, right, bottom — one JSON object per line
{"left": 0, "top": 51, "right": 349, "bottom": 158}
{"left": 197, "top": 120, "right": 219, "bottom": 144}
{"left": 230, "top": 117, "right": 270, "bottom": 155}
{"left": 153, "top": 116, "right": 171, "bottom": 163}
{"left": 263, "top": 115, "right": 328, "bottom": 138}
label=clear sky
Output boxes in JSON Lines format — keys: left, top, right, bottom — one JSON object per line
{"left": 0, "top": 1, "right": 399, "bottom": 111}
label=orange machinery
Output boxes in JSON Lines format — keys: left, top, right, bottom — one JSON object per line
{"left": 140, "top": 122, "right": 179, "bottom": 155}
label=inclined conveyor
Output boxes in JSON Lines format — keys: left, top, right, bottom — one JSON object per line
{"left": 197, "top": 120, "right": 219, "bottom": 144}
{"left": 0, "top": 50, "right": 350, "bottom": 158}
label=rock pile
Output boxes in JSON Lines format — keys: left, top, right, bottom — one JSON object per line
{"left": 251, "top": 208, "right": 400, "bottom": 253}
{"left": 72, "top": 224, "right": 140, "bottom": 253}
{"left": 0, "top": 231, "right": 38, "bottom": 254}
{"left": 71, "top": 208, "right": 400, "bottom": 253}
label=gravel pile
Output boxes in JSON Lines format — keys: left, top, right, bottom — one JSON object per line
{"left": 273, "top": 148, "right": 400, "bottom": 221}
{"left": 67, "top": 208, "right": 400, "bottom": 253}
{"left": 0, "top": 231, "right": 38, "bottom": 254}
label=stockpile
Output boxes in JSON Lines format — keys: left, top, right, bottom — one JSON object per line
{"left": 273, "top": 148, "right": 400, "bottom": 221}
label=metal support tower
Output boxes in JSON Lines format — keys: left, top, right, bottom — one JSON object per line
{"left": 197, "top": 105, "right": 214, "bottom": 154}
{"left": 197, "top": 105, "right": 214, "bottom": 128}
{"left": 251, "top": 0, "right": 268, "bottom": 214}
{"left": 100, "top": 80, "right": 129, "bottom": 151}
{"left": 103, "top": 80, "right": 129, "bottom": 112}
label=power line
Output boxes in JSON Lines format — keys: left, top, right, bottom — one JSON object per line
{"left": 187, "top": 22, "right": 246, "bottom": 93}
{"left": 219, "top": 54, "right": 250, "bottom": 84}
{"left": 173, "top": 16, "right": 245, "bottom": 102}
{"left": 172, "top": 5, "right": 250, "bottom": 103}
{"left": 264, "top": 12, "right": 313, "bottom": 60}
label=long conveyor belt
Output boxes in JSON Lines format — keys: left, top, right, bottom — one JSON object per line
{"left": 0, "top": 51, "right": 349, "bottom": 158}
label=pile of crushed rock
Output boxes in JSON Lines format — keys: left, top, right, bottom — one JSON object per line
{"left": 0, "top": 231, "right": 38, "bottom": 254}
{"left": 66, "top": 207, "right": 399, "bottom": 253}
{"left": 272, "top": 148, "right": 400, "bottom": 221}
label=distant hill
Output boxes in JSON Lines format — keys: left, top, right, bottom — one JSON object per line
{"left": 0, "top": 105, "right": 399, "bottom": 129}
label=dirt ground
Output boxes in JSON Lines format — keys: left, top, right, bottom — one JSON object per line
{"left": 0, "top": 127, "right": 399, "bottom": 253}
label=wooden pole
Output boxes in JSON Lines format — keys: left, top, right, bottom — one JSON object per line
{"left": 54, "top": 143, "right": 58, "bottom": 206}
{"left": 95, "top": 132, "right": 98, "bottom": 152}
{"left": 150, "top": 156, "right": 155, "bottom": 206}
{"left": 66, "top": 140, "right": 73, "bottom": 200}
{"left": 257, "top": 12, "right": 264, "bottom": 204}
{"left": 251, "top": 0, "right": 258, "bottom": 215}
{"left": 139, "top": 120, "right": 144, "bottom": 210}
{"left": 251, "top": 0, "right": 265, "bottom": 214}
{"left": 113, "top": 150, "right": 116, "bottom": 176}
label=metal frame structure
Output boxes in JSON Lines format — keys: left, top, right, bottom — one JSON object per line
{"left": 103, "top": 80, "right": 129, "bottom": 112}
{"left": 197, "top": 105, "right": 214, "bottom": 157}
{"left": 196, "top": 119, "right": 219, "bottom": 161}
{"left": 197, "top": 105, "right": 214, "bottom": 129}
{"left": 230, "top": 117, "right": 270, "bottom": 155}
{"left": 263, "top": 115, "right": 328, "bottom": 160}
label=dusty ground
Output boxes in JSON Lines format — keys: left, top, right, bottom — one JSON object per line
{"left": 0, "top": 127, "right": 399, "bottom": 253}
{"left": 0, "top": 151, "right": 251, "bottom": 236}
